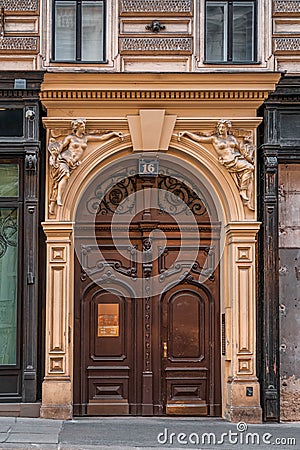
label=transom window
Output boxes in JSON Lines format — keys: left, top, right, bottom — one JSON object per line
{"left": 53, "top": 0, "right": 106, "bottom": 62}
{"left": 205, "top": 0, "right": 256, "bottom": 63}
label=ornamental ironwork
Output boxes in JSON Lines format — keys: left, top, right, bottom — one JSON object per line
{"left": 89, "top": 175, "right": 207, "bottom": 217}
{"left": 158, "top": 176, "right": 207, "bottom": 216}
{"left": 0, "top": 209, "right": 17, "bottom": 259}
{"left": 94, "top": 177, "right": 137, "bottom": 216}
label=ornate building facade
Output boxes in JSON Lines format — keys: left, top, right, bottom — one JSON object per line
{"left": 0, "top": 0, "right": 298, "bottom": 423}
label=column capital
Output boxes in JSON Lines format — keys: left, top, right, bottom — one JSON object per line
{"left": 42, "top": 221, "right": 74, "bottom": 239}
{"left": 225, "top": 222, "right": 261, "bottom": 241}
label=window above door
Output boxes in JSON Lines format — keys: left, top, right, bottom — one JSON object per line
{"left": 53, "top": 0, "right": 106, "bottom": 62}
{"left": 205, "top": 0, "right": 256, "bottom": 63}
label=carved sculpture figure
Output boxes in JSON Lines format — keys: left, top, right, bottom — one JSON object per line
{"left": 48, "top": 118, "right": 124, "bottom": 215}
{"left": 178, "top": 120, "right": 255, "bottom": 210}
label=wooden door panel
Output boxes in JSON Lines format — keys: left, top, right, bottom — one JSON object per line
{"left": 82, "top": 283, "right": 134, "bottom": 415}
{"left": 162, "top": 284, "right": 215, "bottom": 416}
{"left": 87, "top": 368, "right": 130, "bottom": 415}
{"left": 168, "top": 292, "right": 205, "bottom": 361}
{"left": 74, "top": 174, "right": 221, "bottom": 417}
{"left": 165, "top": 370, "right": 208, "bottom": 415}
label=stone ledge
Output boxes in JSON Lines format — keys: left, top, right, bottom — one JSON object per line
{"left": 0, "top": 403, "right": 41, "bottom": 417}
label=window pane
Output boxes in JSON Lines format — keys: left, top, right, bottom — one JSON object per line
{"left": 0, "top": 109, "right": 23, "bottom": 137}
{"left": 82, "top": 1, "right": 104, "bottom": 61}
{"left": 0, "top": 209, "right": 18, "bottom": 365}
{"left": 0, "top": 165, "right": 19, "bottom": 197}
{"left": 55, "top": 1, "right": 76, "bottom": 61}
{"left": 233, "top": 3, "right": 254, "bottom": 61}
{"left": 206, "top": 2, "right": 227, "bottom": 62}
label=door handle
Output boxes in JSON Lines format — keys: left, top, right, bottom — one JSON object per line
{"left": 163, "top": 341, "right": 167, "bottom": 358}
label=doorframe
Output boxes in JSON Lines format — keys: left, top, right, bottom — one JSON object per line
{"left": 40, "top": 134, "right": 263, "bottom": 422}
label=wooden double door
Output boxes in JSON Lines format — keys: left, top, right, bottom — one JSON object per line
{"left": 73, "top": 175, "right": 221, "bottom": 416}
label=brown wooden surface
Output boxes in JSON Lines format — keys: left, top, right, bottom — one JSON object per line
{"left": 73, "top": 175, "right": 221, "bottom": 416}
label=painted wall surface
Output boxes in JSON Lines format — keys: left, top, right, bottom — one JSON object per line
{"left": 279, "top": 165, "right": 300, "bottom": 421}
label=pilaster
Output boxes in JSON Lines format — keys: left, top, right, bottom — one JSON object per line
{"left": 40, "top": 222, "right": 74, "bottom": 420}
{"left": 259, "top": 146, "right": 280, "bottom": 422}
{"left": 224, "top": 222, "right": 262, "bottom": 423}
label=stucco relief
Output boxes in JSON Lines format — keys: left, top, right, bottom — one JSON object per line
{"left": 120, "top": 0, "right": 192, "bottom": 13}
{"left": 0, "top": 0, "right": 38, "bottom": 11}
{"left": 178, "top": 120, "right": 255, "bottom": 211}
{"left": 48, "top": 118, "right": 124, "bottom": 215}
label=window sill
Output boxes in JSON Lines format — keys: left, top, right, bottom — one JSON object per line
{"left": 203, "top": 61, "right": 261, "bottom": 65}
{"left": 50, "top": 60, "right": 108, "bottom": 65}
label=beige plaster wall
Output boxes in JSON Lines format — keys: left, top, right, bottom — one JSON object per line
{"left": 39, "top": 72, "right": 280, "bottom": 422}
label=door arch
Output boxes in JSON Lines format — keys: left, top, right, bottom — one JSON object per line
{"left": 73, "top": 161, "right": 221, "bottom": 416}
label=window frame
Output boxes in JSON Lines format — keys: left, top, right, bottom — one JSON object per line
{"left": 204, "top": 0, "right": 257, "bottom": 64}
{"left": 52, "top": 0, "right": 107, "bottom": 63}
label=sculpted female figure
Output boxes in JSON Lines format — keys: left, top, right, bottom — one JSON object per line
{"left": 178, "top": 120, "right": 254, "bottom": 209}
{"left": 49, "top": 118, "right": 123, "bottom": 214}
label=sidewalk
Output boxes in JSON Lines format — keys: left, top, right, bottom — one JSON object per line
{"left": 0, "top": 416, "right": 299, "bottom": 450}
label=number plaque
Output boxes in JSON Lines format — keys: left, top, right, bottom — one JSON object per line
{"left": 139, "top": 159, "right": 159, "bottom": 176}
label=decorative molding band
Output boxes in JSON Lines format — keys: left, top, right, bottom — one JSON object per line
{"left": 273, "top": 1, "right": 300, "bottom": 13}
{"left": 120, "top": 0, "right": 192, "bottom": 14}
{"left": 0, "top": 0, "right": 38, "bottom": 11}
{"left": 120, "top": 37, "right": 192, "bottom": 53}
{"left": 40, "top": 90, "right": 269, "bottom": 101}
{"left": 0, "top": 89, "right": 40, "bottom": 98}
{"left": 0, "top": 37, "right": 38, "bottom": 51}
{"left": 274, "top": 37, "right": 300, "bottom": 52}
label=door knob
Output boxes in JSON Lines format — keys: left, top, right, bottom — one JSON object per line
{"left": 163, "top": 341, "right": 167, "bottom": 358}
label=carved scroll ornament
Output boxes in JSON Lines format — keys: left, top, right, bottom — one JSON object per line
{"left": 178, "top": 120, "right": 255, "bottom": 210}
{"left": 48, "top": 118, "right": 124, "bottom": 215}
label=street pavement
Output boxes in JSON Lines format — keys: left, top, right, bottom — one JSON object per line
{"left": 0, "top": 416, "right": 299, "bottom": 450}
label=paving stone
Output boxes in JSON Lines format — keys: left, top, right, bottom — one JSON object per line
{"left": 0, "top": 432, "right": 8, "bottom": 443}
{"left": 0, "top": 445, "right": 58, "bottom": 450}
{"left": 6, "top": 433, "right": 59, "bottom": 444}
{"left": 0, "top": 418, "right": 15, "bottom": 433}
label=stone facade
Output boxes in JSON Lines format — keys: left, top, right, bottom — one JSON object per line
{"left": 0, "top": 0, "right": 299, "bottom": 423}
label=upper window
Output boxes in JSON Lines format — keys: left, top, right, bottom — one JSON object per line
{"left": 0, "top": 109, "right": 23, "bottom": 137}
{"left": 53, "top": 0, "right": 106, "bottom": 62}
{"left": 205, "top": 1, "right": 256, "bottom": 63}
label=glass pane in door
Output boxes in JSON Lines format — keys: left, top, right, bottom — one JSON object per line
{"left": 0, "top": 208, "right": 18, "bottom": 365}
{"left": 0, "top": 164, "right": 19, "bottom": 197}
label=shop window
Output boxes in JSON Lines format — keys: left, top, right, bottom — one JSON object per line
{"left": 0, "top": 164, "right": 20, "bottom": 366}
{"left": 205, "top": 0, "right": 256, "bottom": 63}
{"left": 53, "top": 0, "right": 106, "bottom": 62}
{"left": 0, "top": 109, "right": 23, "bottom": 137}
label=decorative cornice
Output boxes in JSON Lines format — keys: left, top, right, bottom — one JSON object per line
{"left": 273, "top": 1, "right": 300, "bottom": 14}
{"left": 40, "top": 90, "right": 270, "bottom": 102}
{"left": 0, "top": 89, "right": 40, "bottom": 99}
{"left": 120, "top": 0, "right": 192, "bottom": 14}
{"left": 0, "top": 37, "right": 38, "bottom": 51}
{"left": 0, "top": 0, "right": 38, "bottom": 11}
{"left": 120, "top": 37, "right": 192, "bottom": 53}
{"left": 274, "top": 37, "right": 300, "bottom": 52}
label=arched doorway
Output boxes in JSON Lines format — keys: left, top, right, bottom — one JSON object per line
{"left": 73, "top": 158, "right": 221, "bottom": 416}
